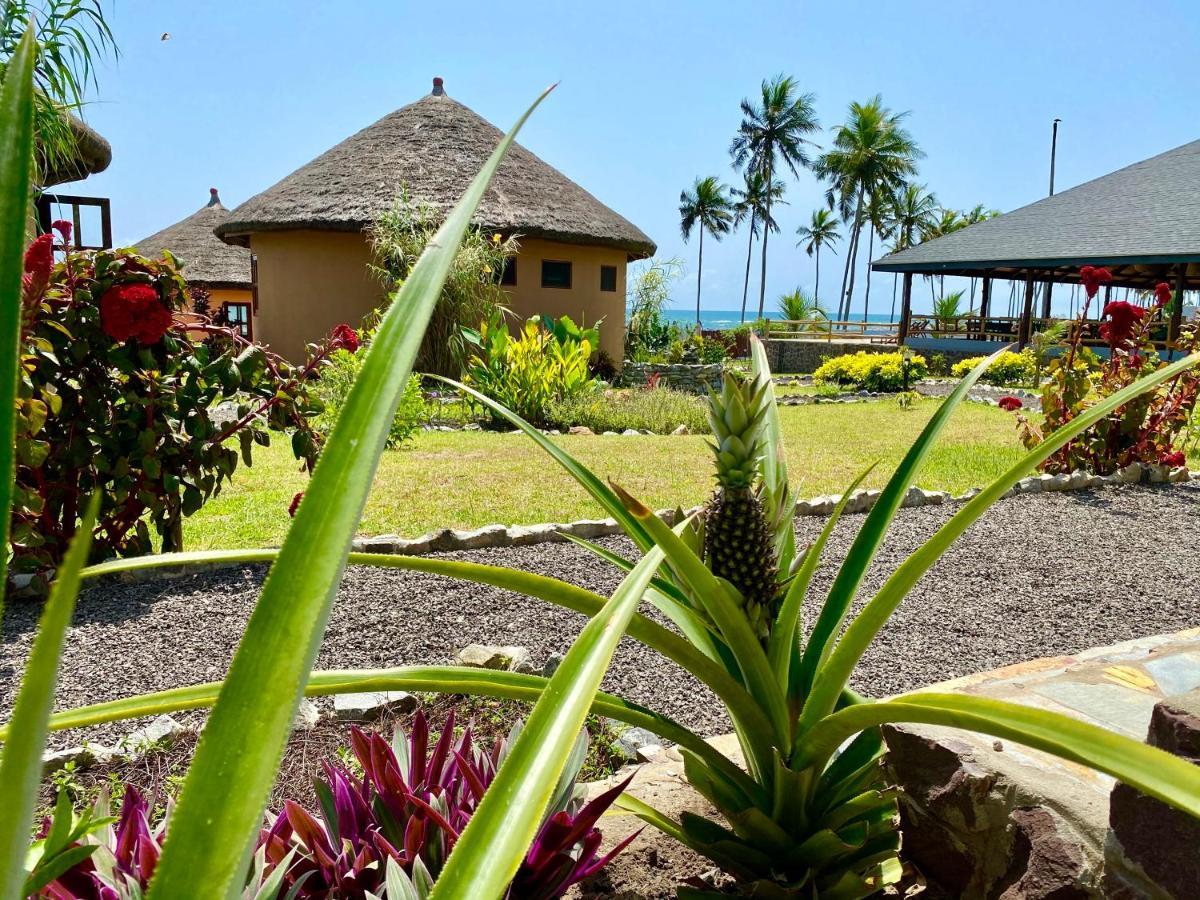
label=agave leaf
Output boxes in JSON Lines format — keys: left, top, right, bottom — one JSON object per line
{"left": 147, "top": 86, "right": 557, "bottom": 899}
{"left": 796, "top": 692, "right": 1200, "bottom": 818}
{"left": 803, "top": 350, "right": 1200, "bottom": 727}
{"left": 432, "top": 375, "right": 654, "bottom": 551}
{"left": 428, "top": 545, "right": 665, "bottom": 899}
{"left": 796, "top": 348, "right": 1005, "bottom": 708}
{"left": 0, "top": 26, "right": 34, "bottom": 622}
{"left": 0, "top": 494, "right": 98, "bottom": 899}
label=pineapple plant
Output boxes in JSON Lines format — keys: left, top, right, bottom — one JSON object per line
{"left": 702, "top": 371, "right": 780, "bottom": 642}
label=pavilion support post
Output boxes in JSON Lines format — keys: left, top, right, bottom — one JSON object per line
{"left": 1170, "top": 263, "right": 1186, "bottom": 350}
{"left": 898, "top": 272, "right": 913, "bottom": 344}
{"left": 1040, "top": 274, "right": 1053, "bottom": 318}
{"left": 1019, "top": 274, "right": 1036, "bottom": 348}
{"left": 980, "top": 276, "right": 992, "bottom": 337}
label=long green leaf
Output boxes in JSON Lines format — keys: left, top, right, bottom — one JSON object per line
{"left": 0, "top": 25, "right": 36, "bottom": 620}
{"left": 795, "top": 347, "right": 1005, "bottom": 720}
{"left": 147, "top": 86, "right": 557, "bottom": 899}
{"left": 802, "top": 351, "right": 1200, "bottom": 730}
{"left": 750, "top": 335, "right": 797, "bottom": 572}
{"left": 432, "top": 375, "right": 654, "bottom": 551}
{"left": 0, "top": 494, "right": 97, "bottom": 899}
{"left": 429, "top": 545, "right": 664, "bottom": 899}
{"left": 794, "top": 692, "right": 1200, "bottom": 818}
{"left": 767, "top": 464, "right": 874, "bottom": 692}
{"left": 80, "top": 548, "right": 774, "bottom": 750}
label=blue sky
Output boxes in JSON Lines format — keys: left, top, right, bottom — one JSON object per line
{"left": 64, "top": 0, "right": 1200, "bottom": 317}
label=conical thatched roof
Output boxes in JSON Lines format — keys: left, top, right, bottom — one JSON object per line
{"left": 42, "top": 115, "right": 112, "bottom": 187}
{"left": 216, "top": 79, "right": 656, "bottom": 259}
{"left": 135, "top": 189, "right": 252, "bottom": 289}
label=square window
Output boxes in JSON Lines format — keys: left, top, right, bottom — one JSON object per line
{"left": 499, "top": 256, "right": 517, "bottom": 286}
{"left": 541, "top": 260, "right": 572, "bottom": 289}
{"left": 600, "top": 265, "right": 617, "bottom": 292}
{"left": 224, "top": 302, "right": 252, "bottom": 340}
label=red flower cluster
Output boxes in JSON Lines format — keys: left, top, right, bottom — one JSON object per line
{"left": 330, "top": 323, "right": 359, "bottom": 353}
{"left": 288, "top": 491, "right": 303, "bottom": 517}
{"left": 1154, "top": 282, "right": 1173, "bottom": 308}
{"left": 22, "top": 233, "right": 53, "bottom": 303}
{"left": 1080, "top": 265, "right": 1112, "bottom": 299}
{"left": 99, "top": 283, "right": 174, "bottom": 345}
{"left": 998, "top": 396, "right": 1023, "bottom": 411}
{"left": 1098, "top": 300, "right": 1146, "bottom": 348}
{"left": 51, "top": 219, "right": 72, "bottom": 248}
{"left": 1160, "top": 450, "right": 1186, "bottom": 468}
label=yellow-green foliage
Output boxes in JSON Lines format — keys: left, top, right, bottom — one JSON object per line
{"left": 813, "top": 351, "right": 928, "bottom": 392}
{"left": 950, "top": 350, "right": 1035, "bottom": 387}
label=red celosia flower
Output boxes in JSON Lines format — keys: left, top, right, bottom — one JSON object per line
{"left": 51, "top": 219, "right": 72, "bottom": 248}
{"left": 99, "top": 283, "right": 174, "bottom": 345}
{"left": 1160, "top": 450, "right": 1186, "bottom": 468}
{"left": 330, "top": 323, "right": 359, "bottom": 353}
{"left": 1099, "top": 300, "right": 1146, "bottom": 348}
{"left": 1154, "top": 282, "right": 1173, "bottom": 308}
{"left": 1080, "top": 265, "right": 1113, "bottom": 299}
{"left": 22, "top": 233, "right": 53, "bottom": 302}
{"left": 998, "top": 396, "right": 1023, "bottom": 412}
{"left": 288, "top": 491, "right": 303, "bottom": 517}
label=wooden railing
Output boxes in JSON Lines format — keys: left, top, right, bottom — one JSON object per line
{"left": 763, "top": 319, "right": 900, "bottom": 342}
{"left": 906, "top": 313, "right": 1175, "bottom": 349}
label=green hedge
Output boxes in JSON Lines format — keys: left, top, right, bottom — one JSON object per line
{"left": 813, "top": 351, "right": 928, "bottom": 392}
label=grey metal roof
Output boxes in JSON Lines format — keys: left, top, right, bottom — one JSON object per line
{"left": 873, "top": 139, "right": 1200, "bottom": 282}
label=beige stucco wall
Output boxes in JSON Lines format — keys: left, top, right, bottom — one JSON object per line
{"left": 249, "top": 230, "right": 628, "bottom": 362}
{"left": 500, "top": 237, "right": 628, "bottom": 361}
{"left": 249, "top": 230, "right": 383, "bottom": 361}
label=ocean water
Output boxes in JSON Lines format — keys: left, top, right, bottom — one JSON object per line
{"left": 654, "top": 309, "right": 899, "bottom": 330}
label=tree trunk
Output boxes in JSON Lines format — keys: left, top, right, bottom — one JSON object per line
{"left": 862, "top": 222, "right": 875, "bottom": 321}
{"left": 740, "top": 212, "right": 755, "bottom": 323}
{"left": 890, "top": 273, "right": 898, "bottom": 322}
{"left": 814, "top": 247, "right": 821, "bottom": 305}
{"left": 696, "top": 225, "right": 705, "bottom": 329}
{"left": 841, "top": 186, "right": 866, "bottom": 321}
{"left": 837, "top": 210, "right": 856, "bottom": 320}
{"left": 756, "top": 161, "right": 773, "bottom": 321}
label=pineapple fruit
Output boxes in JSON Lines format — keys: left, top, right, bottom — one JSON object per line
{"left": 703, "top": 371, "right": 779, "bottom": 643}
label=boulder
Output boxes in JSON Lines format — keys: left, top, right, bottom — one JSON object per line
{"left": 333, "top": 691, "right": 418, "bottom": 722}
{"left": 567, "top": 425, "right": 593, "bottom": 435}
{"left": 455, "top": 644, "right": 534, "bottom": 674}
{"left": 294, "top": 699, "right": 321, "bottom": 731}
{"left": 119, "top": 715, "right": 186, "bottom": 753}
{"left": 670, "top": 424, "right": 689, "bottom": 435}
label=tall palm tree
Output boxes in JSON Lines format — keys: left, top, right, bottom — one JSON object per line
{"left": 795, "top": 208, "right": 840, "bottom": 306}
{"left": 814, "top": 95, "right": 921, "bottom": 322}
{"left": 730, "top": 171, "right": 787, "bottom": 323}
{"left": 730, "top": 75, "right": 820, "bottom": 321}
{"left": 679, "top": 176, "right": 735, "bottom": 328}
{"left": 921, "top": 208, "right": 966, "bottom": 300}
{"left": 885, "top": 184, "right": 937, "bottom": 321}
{"left": 860, "top": 189, "right": 895, "bottom": 322}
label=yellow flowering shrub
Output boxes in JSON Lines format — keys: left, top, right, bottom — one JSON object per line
{"left": 813, "top": 351, "right": 927, "bottom": 392}
{"left": 950, "top": 350, "right": 1036, "bottom": 386}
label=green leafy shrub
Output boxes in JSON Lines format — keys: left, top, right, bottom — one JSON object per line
{"left": 546, "top": 387, "right": 707, "bottom": 434}
{"left": 950, "top": 350, "right": 1035, "bottom": 386}
{"left": 624, "top": 256, "right": 685, "bottom": 362}
{"left": 313, "top": 341, "right": 425, "bottom": 448}
{"left": 813, "top": 350, "right": 927, "bottom": 392}
{"left": 12, "top": 230, "right": 323, "bottom": 588}
{"left": 463, "top": 311, "right": 596, "bottom": 425}
{"left": 928, "top": 352, "right": 949, "bottom": 376}
{"left": 370, "top": 192, "right": 517, "bottom": 377}
{"left": 664, "top": 331, "right": 728, "bottom": 364}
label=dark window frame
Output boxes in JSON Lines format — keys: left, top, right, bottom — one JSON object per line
{"left": 499, "top": 255, "right": 517, "bottom": 286}
{"left": 250, "top": 254, "right": 259, "bottom": 313}
{"left": 541, "top": 259, "right": 573, "bottom": 290}
{"left": 224, "top": 301, "right": 253, "bottom": 340}
{"left": 600, "top": 264, "right": 617, "bottom": 293}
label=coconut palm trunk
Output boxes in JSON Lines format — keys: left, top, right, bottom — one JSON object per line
{"left": 842, "top": 187, "right": 865, "bottom": 321}
{"left": 695, "top": 225, "right": 705, "bottom": 329}
{"left": 756, "top": 162, "right": 774, "bottom": 321}
{"left": 862, "top": 222, "right": 875, "bottom": 322}
{"left": 814, "top": 246, "right": 821, "bottom": 304}
{"left": 741, "top": 211, "right": 756, "bottom": 323}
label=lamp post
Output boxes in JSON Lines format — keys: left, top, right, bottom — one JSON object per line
{"left": 1043, "top": 118, "right": 1062, "bottom": 318}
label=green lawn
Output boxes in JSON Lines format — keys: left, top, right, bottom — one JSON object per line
{"left": 183, "top": 399, "right": 1034, "bottom": 550}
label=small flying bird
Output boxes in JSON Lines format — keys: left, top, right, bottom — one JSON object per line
{"left": 160, "top": 32, "right": 171, "bottom": 41}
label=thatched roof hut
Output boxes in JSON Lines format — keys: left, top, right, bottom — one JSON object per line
{"left": 135, "top": 189, "right": 252, "bottom": 290}
{"left": 42, "top": 115, "right": 112, "bottom": 187}
{"left": 215, "top": 78, "right": 655, "bottom": 259}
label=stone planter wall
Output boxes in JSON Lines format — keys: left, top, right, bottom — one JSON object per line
{"left": 620, "top": 363, "right": 723, "bottom": 394}
{"left": 764, "top": 339, "right": 986, "bottom": 374}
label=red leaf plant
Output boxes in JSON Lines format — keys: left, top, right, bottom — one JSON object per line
{"left": 1011, "top": 266, "right": 1199, "bottom": 474}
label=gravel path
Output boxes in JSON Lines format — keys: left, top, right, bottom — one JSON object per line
{"left": 4, "top": 483, "right": 1199, "bottom": 750}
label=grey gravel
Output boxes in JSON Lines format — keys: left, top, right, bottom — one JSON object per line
{"left": 3, "top": 483, "right": 1199, "bottom": 751}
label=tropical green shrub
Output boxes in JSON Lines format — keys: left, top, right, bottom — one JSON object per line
{"left": 950, "top": 349, "right": 1035, "bottom": 386}
{"left": 11, "top": 228, "right": 324, "bottom": 589}
{"left": 313, "top": 338, "right": 425, "bottom": 448}
{"left": 625, "top": 257, "right": 685, "bottom": 362}
{"left": 663, "top": 331, "right": 728, "bottom": 364}
{"left": 1009, "top": 267, "right": 1200, "bottom": 475}
{"left": 462, "top": 311, "right": 596, "bottom": 425}
{"left": 813, "top": 350, "right": 927, "bottom": 392}
{"left": 370, "top": 193, "right": 518, "bottom": 378}
{"left": 545, "top": 386, "right": 707, "bottom": 434}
